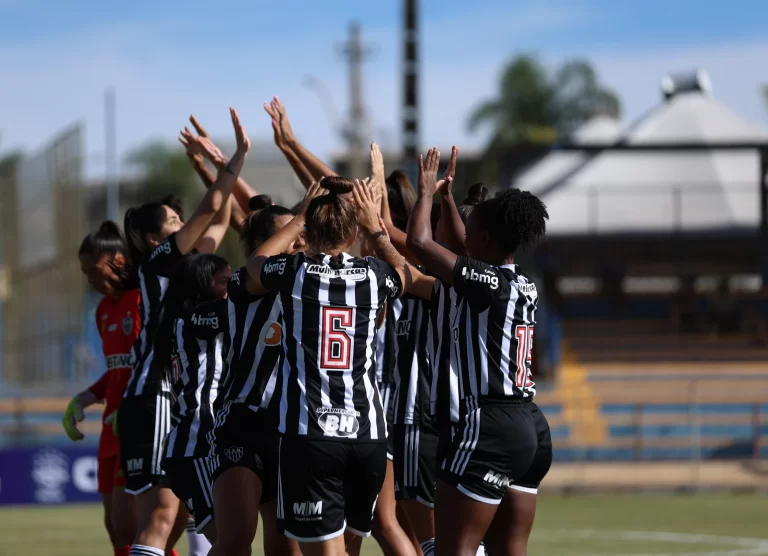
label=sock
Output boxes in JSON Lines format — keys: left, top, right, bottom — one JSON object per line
{"left": 420, "top": 538, "right": 435, "bottom": 556}
{"left": 186, "top": 519, "right": 212, "bottom": 556}
{"left": 477, "top": 541, "right": 487, "bottom": 556}
{"left": 129, "top": 545, "right": 164, "bottom": 556}
{"left": 115, "top": 547, "right": 132, "bottom": 556}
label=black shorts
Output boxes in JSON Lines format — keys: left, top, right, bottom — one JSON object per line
{"left": 436, "top": 423, "right": 457, "bottom": 476}
{"left": 439, "top": 399, "right": 552, "bottom": 505}
{"left": 209, "top": 403, "right": 279, "bottom": 504}
{"left": 118, "top": 394, "right": 171, "bottom": 494}
{"left": 379, "top": 383, "right": 396, "bottom": 461}
{"left": 277, "top": 437, "right": 387, "bottom": 542}
{"left": 393, "top": 422, "right": 439, "bottom": 508}
{"left": 162, "top": 457, "right": 215, "bottom": 533}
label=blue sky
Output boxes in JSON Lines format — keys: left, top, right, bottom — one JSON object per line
{"left": 2, "top": 0, "right": 767, "bottom": 177}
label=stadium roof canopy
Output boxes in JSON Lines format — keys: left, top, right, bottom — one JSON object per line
{"left": 511, "top": 71, "right": 768, "bottom": 236}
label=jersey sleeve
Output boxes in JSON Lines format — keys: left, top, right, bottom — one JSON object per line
{"left": 366, "top": 257, "right": 403, "bottom": 300}
{"left": 144, "top": 232, "right": 184, "bottom": 277}
{"left": 260, "top": 253, "right": 303, "bottom": 294}
{"left": 88, "top": 371, "right": 110, "bottom": 401}
{"left": 452, "top": 256, "right": 510, "bottom": 311}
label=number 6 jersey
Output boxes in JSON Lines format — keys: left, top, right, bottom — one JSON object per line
{"left": 260, "top": 252, "right": 402, "bottom": 442}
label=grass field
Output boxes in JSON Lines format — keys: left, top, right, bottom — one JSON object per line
{"left": 1, "top": 494, "right": 766, "bottom": 555}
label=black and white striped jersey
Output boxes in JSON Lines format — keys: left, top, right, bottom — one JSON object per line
{"left": 165, "top": 299, "right": 229, "bottom": 460}
{"left": 260, "top": 252, "right": 402, "bottom": 441}
{"left": 219, "top": 267, "right": 284, "bottom": 413}
{"left": 375, "top": 299, "right": 402, "bottom": 385}
{"left": 392, "top": 294, "right": 432, "bottom": 426}
{"left": 436, "top": 257, "right": 538, "bottom": 413}
{"left": 429, "top": 280, "right": 461, "bottom": 424}
{"left": 125, "top": 234, "right": 186, "bottom": 398}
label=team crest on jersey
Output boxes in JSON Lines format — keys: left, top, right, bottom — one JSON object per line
{"left": 259, "top": 321, "right": 282, "bottom": 347}
{"left": 316, "top": 408, "right": 360, "bottom": 437}
{"left": 122, "top": 313, "right": 134, "bottom": 335}
{"left": 224, "top": 446, "right": 243, "bottom": 462}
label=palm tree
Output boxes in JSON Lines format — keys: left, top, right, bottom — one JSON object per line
{"left": 468, "top": 55, "right": 621, "bottom": 148}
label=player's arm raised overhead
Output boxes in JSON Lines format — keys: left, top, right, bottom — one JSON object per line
{"left": 406, "top": 148, "right": 458, "bottom": 285}
{"left": 173, "top": 107, "right": 250, "bottom": 255}
{"left": 185, "top": 114, "right": 256, "bottom": 227}
{"left": 263, "top": 97, "right": 316, "bottom": 188}
{"left": 436, "top": 145, "right": 468, "bottom": 256}
{"left": 370, "top": 142, "right": 422, "bottom": 266}
{"left": 179, "top": 130, "right": 247, "bottom": 234}
{"left": 244, "top": 180, "right": 326, "bottom": 294}
{"left": 264, "top": 95, "right": 339, "bottom": 183}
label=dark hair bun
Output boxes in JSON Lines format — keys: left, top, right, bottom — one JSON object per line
{"left": 320, "top": 176, "right": 354, "bottom": 194}
{"left": 463, "top": 183, "right": 490, "bottom": 206}
{"left": 98, "top": 220, "right": 122, "bottom": 238}
{"left": 249, "top": 195, "right": 273, "bottom": 211}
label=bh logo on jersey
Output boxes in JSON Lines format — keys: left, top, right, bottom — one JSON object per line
{"left": 461, "top": 267, "right": 499, "bottom": 290}
{"left": 224, "top": 447, "right": 243, "bottom": 463}
{"left": 316, "top": 408, "right": 360, "bottom": 437}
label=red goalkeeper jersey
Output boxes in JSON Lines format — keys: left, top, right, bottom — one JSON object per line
{"left": 88, "top": 290, "right": 141, "bottom": 458}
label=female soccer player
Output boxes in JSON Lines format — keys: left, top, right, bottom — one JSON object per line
{"left": 243, "top": 177, "right": 434, "bottom": 556}
{"left": 118, "top": 108, "right": 250, "bottom": 556}
{"left": 407, "top": 149, "right": 553, "bottom": 556}
{"left": 151, "top": 253, "right": 232, "bottom": 543}
{"left": 207, "top": 194, "right": 306, "bottom": 556}
{"left": 64, "top": 221, "right": 139, "bottom": 556}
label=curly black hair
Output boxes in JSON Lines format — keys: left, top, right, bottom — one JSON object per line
{"left": 473, "top": 189, "right": 548, "bottom": 254}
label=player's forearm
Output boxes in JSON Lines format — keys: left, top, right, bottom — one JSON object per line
{"left": 440, "top": 193, "right": 468, "bottom": 256}
{"left": 383, "top": 222, "right": 421, "bottom": 267}
{"left": 78, "top": 389, "right": 101, "bottom": 408}
{"left": 285, "top": 137, "right": 337, "bottom": 181}
{"left": 280, "top": 145, "right": 316, "bottom": 189}
{"left": 253, "top": 214, "right": 306, "bottom": 258}
{"left": 191, "top": 160, "right": 245, "bottom": 230}
{"left": 405, "top": 188, "right": 434, "bottom": 255}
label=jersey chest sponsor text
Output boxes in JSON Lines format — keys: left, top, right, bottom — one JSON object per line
{"left": 190, "top": 312, "right": 220, "bottom": 329}
{"left": 306, "top": 264, "right": 367, "bottom": 281}
{"left": 106, "top": 353, "right": 134, "bottom": 369}
{"left": 461, "top": 266, "right": 499, "bottom": 289}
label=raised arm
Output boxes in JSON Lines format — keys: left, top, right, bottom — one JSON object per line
{"left": 263, "top": 100, "right": 315, "bottom": 188}
{"left": 406, "top": 149, "right": 458, "bottom": 285}
{"left": 436, "top": 146, "right": 468, "bottom": 256}
{"left": 370, "top": 142, "right": 422, "bottom": 266}
{"left": 353, "top": 179, "right": 412, "bottom": 296}
{"left": 266, "top": 96, "right": 338, "bottom": 181}
{"left": 179, "top": 131, "right": 247, "bottom": 233}
{"left": 187, "top": 115, "right": 258, "bottom": 220}
{"left": 174, "top": 108, "right": 249, "bottom": 255}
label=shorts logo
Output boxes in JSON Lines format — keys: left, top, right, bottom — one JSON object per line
{"left": 126, "top": 458, "right": 143, "bottom": 474}
{"left": 316, "top": 408, "right": 360, "bottom": 437}
{"left": 224, "top": 447, "right": 243, "bottom": 462}
{"left": 293, "top": 501, "right": 323, "bottom": 521}
{"left": 259, "top": 321, "right": 282, "bottom": 347}
{"left": 395, "top": 320, "right": 411, "bottom": 337}
{"left": 461, "top": 266, "right": 499, "bottom": 290}
{"left": 483, "top": 470, "right": 513, "bottom": 489}
{"left": 122, "top": 313, "right": 134, "bottom": 335}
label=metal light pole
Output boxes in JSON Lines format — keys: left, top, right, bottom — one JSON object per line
{"left": 402, "top": 0, "right": 419, "bottom": 182}
{"left": 339, "top": 23, "right": 371, "bottom": 180}
{"left": 104, "top": 88, "right": 119, "bottom": 222}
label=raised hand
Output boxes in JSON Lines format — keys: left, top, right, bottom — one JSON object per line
{"left": 353, "top": 178, "right": 382, "bottom": 235}
{"left": 189, "top": 115, "right": 211, "bottom": 139}
{"left": 369, "top": 142, "right": 386, "bottom": 195}
{"left": 436, "top": 145, "right": 459, "bottom": 196}
{"left": 418, "top": 148, "right": 440, "bottom": 198}
{"left": 231, "top": 107, "right": 251, "bottom": 154}
{"left": 296, "top": 179, "right": 327, "bottom": 215}
{"left": 178, "top": 129, "right": 205, "bottom": 165}
{"left": 272, "top": 96, "right": 296, "bottom": 143}
{"left": 367, "top": 177, "right": 383, "bottom": 209}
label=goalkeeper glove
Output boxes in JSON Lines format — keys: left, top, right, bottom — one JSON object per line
{"left": 62, "top": 396, "right": 85, "bottom": 441}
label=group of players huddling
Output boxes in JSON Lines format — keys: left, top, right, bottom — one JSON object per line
{"left": 63, "top": 98, "right": 552, "bottom": 556}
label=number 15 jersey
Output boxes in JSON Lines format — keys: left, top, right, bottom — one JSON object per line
{"left": 260, "top": 252, "right": 402, "bottom": 442}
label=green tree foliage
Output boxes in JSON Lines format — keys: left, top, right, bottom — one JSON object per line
{"left": 468, "top": 55, "right": 621, "bottom": 148}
